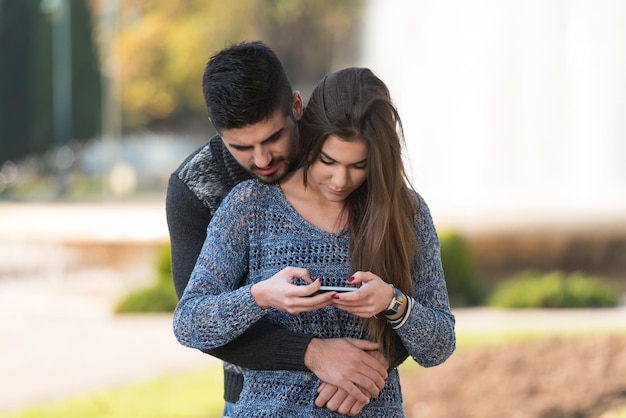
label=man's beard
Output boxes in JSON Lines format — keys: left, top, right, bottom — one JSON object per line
{"left": 252, "top": 124, "right": 298, "bottom": 184}
{"left": 250, "top": 158, "right": 289, "bottom": 184}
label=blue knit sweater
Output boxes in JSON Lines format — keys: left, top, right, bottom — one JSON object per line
{"left": 173, "top": 180, "right": 456, "bottom": 417}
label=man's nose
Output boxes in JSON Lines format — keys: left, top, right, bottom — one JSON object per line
{"left": 253, "top": 146, "right": 271, "bottom": 168}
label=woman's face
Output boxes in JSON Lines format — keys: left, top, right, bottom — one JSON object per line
{"left": 308, "top": 134, "right": 369, "bottom": 203}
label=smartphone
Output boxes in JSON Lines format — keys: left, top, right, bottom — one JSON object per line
{"left": 317, "top": 286, "right": 357, "bottom": 293}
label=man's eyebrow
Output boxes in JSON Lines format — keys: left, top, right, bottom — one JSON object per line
{"left": 227, "top": 127, "right": 285, "bottom": 150}
{"left": 320, "top": 151, "right": 368, "bottom": 165}
{"left": 263, "top": 127, "right": 284, "bottom": 143}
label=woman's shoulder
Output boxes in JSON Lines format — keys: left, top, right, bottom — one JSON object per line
{"left": 225, "top": 179, "right": 281, "bottom": 207}
{"left": 408, "top": 188, "right": 436, "bottom": 225}
{"left": 408, "top": 188, "right": 426, "bottom": 211}
{"left": 231, "top": 178, "right": 276, "bottom": 193}
{"left": 211, "top": 180, "right": 282, "bottom": 230}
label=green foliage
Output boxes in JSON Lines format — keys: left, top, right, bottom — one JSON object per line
{"left": 1, "top": 0, "right": 365, "bottom": 162}
{"left": 0, "top": 365, "right": 224, "bottom": 418}
{"left": 487, "top": 270, "right": 620, "bottom": 309}
{"left": 155, "top": 242, "right": 174, "bottom": 283}
{"left": 115, "top": 0, "right": 365, "bottom": 129}
{"left": 116, "top": 242, "right": 178, "bottom": 313}
{"left": 115, "top": 281, "right": 178, "bottom": 313}
{"left": 439, "top": 231, "right": 484, "bottom": 306}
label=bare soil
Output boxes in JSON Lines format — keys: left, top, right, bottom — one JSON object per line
{"left": 401, "top": 334, "right": 626, "bottom": 418}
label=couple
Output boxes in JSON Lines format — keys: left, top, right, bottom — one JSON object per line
{"left": 167, "top": 41, "right": 455, "bottom": 417}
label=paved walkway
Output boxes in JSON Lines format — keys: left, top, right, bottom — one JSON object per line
{"left": 0, "top": 202, "right": 214, "bottom": 413}
{"left": 0, "top": 282, "right": 215, "bottom": 413}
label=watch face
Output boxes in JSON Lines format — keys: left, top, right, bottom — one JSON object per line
{"left": 384, "top": 302, "right": 401, "bottom": 315}
{"left": 384, "top": 288, "right": 406, "bottom": 316}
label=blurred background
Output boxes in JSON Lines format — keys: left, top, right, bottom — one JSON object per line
{"left": 1, "top": 0, "right": 625, "bottom": 417}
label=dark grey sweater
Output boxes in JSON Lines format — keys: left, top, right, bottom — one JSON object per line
{"left": 166, "top": 135, "right": 314, "bottom": 402}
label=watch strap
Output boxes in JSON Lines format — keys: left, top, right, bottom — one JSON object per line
{"left": 383, "top": 287, "right": 405, "bottom": 316}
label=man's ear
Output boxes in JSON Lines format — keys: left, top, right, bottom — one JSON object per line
{"left": 292, "top": 91, "right": 304, "bottom": 121}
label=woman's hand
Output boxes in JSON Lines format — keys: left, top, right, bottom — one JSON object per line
{"left": 329, "top": 271, "right": 395, "bottom": 318}
{"left": 250, "top": 266, "right": 335, "bottom": 314}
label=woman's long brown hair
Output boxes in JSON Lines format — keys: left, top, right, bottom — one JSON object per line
{"left": 298, "top": 68, "right": 419, "bottom": 357}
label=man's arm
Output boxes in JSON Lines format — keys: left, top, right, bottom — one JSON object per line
{"left": 388, "top": 332, "right": 409, "bottom": 370}
{"left": 166, "top": 172, "right": 314, "bottom": 370}
{"left": 204, "top": 317, "right": 314, "bottom": 370}
{"left": 166, "top": 171, "right": 210, "bottom": 299}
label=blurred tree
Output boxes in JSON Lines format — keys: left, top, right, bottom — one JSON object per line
{"left": 0, "top": 0, "right": 101, "bottom": 163}
{"left": 0, "top": 1, "right": 364, "bottom": 160}
{"left": 114, "top": 0, "right": 364, "bottom": 131}
{"left": 0, "top": 1, "right": 38, "bottom": 161}
{"left": 114, "top": 0, "right": 260, "bottom": 128}
{"left": 260, "top": 0, "right": 364, "bottom": 86}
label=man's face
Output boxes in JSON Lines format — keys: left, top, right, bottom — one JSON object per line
{"left": 220, "top": 93, "right": 303, "bottom": 184}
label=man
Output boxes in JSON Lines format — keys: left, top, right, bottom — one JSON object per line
{"left": 166, "top": 41, "right": 406, "bottom": 416}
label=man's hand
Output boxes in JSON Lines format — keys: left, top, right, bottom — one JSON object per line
{"left": 316, "top": 384, "right": 368, "bottom": 416}
{"left": 305, "top": 338, "right": 388, "bottom": 411}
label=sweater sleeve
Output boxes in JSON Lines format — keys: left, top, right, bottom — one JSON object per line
{"left": 204, "top": 319, "right": 314, "bottom": 371}
{"left": 393, "top": 195, "right": 456, "bottom": 367}
{"left": 166, "top": 172, "right": 211, "bottom": 299}
{"left": 166, "top": 162, "right": 314, "bottom": 370}
{"left": 172, "top": 182, "right": 311, "bottom": 354}
{"left": 172, "top": 183, "right": 262, "bottom": 349}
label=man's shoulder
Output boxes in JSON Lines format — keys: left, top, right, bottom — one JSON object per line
{"left": 171, "top": 134, "right": 252, "bottom": 212}
{"left": 176, "top": 135, "right": 234, "bottom": 180}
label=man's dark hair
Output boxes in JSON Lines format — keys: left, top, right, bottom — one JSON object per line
{"left": 202, "top": 41, "right": 293, "bottom": 132}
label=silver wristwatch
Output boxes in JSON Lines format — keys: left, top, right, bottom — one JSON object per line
{"left": 383, "top": 287, "right": 406, "bottom": 316}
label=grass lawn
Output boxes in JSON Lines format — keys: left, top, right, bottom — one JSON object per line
{"left": 0, "top": 364, "right": 225, "bottom": 418}
{"left": 2, "top": 330, "right": 625, "bottom": 418}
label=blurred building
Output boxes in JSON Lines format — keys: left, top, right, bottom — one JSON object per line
{"left": 361, "top": 0, "right": 626, "bottom": 284}
{"left": 362, "top": 0, "right": 626, "bottom": 229}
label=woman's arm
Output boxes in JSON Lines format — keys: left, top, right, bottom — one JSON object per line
{"left": 328, "top": 195, "right": 456, "bottom": 367}
{"left": 392, "top": 196, "right": 456, "bottom": 367}
{"left": 172, "top": 181, "right": 334, "bottom": 350}
{"left": 172, "top": 182, "right": 267, "bottom": 350}
{"left": 168, "top": 163, "right": 318, "bottom": 369}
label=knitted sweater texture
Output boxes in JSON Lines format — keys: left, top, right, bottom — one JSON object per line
{"left": 166, "top": 135, "right": 314, "bottom": 403}
{"left": 167, "top": 135, "right": 252, "bottom": 298}
{"left": 173, "top": 180, "right": 456, "bottom": 417}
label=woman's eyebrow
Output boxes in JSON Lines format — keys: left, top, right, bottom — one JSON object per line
{"left": 320, "top": 151, "right": 368, "bottom": 165}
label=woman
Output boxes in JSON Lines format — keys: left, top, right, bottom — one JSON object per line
{"left": 173, "top": 67, "right": 455, "bottom": 417}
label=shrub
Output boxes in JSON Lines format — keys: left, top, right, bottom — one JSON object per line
{"left": 439, "top": 231, "right": 485, "bottom": 306}
{"left": 155, "top": 241, "right": 174, "bottom": 281}
{"left": 487, "top": 270, "right": 620, "bottom": 308}
{"left": 115, "top": 242, "right": 178, "bottom": 313}
{"left": 115, "top": 282, "right": 178, "bottom": 313}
